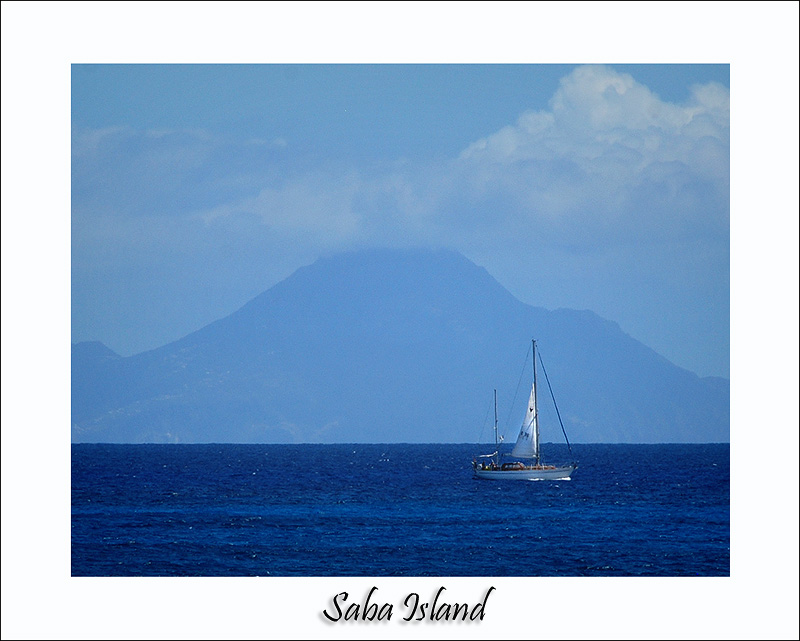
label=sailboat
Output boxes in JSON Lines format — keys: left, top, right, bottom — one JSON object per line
{"left": 473, "top": 339, "right": 577, "bottom": 480}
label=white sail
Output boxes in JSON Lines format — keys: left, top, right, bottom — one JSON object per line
{"left": 511, "top": 383, "right": 539, "bottom": 459}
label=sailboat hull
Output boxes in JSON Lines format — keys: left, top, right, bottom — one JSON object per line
{"left": 473, "top": 464, "right": 576, "bottom": 481}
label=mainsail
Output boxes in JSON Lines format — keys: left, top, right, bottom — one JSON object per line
{"left": 511, "top": 382, "right": 539, "bottom": 460}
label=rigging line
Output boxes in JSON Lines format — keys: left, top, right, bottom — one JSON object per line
{"left": 503, "top": 341, "right": 531, "bottom": 439}
{"left": 536, "top": 347, "right": 575, "bottom": 459}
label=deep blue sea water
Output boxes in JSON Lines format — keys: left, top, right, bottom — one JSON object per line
{"left": 71, "top": 443, "right": 729, "bottom": 577}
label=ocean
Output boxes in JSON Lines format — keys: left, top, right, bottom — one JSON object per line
{"left": 71, "top": 443, "right": 729, "bottom": 577}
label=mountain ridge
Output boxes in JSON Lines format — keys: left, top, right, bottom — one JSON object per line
{"left": 72, "top": 247, "right": 729, "bottom": 444}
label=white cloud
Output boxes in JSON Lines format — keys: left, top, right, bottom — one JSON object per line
{"left": 450, "top": 65, "right": 729, "bottom": 250}
{"left": 74, "top": 65, "right": 729, "bottom": 259}
{"left": 461, "top": 65, "right": 728, "bottom": 167}
{"left": 245, "top": 137, "right": 288, "bottom": 148}
{"left": 71, "top": 125, "right": 131, "bottom": 158}
{"left": 200, "top": 171, "right": 366, "bottom": 248}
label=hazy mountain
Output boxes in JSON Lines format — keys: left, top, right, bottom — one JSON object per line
{"left": 71, "top": 248, "right": 729, "bottom": 444}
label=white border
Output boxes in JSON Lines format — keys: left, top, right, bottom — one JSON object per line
{"left": 2, "top": 2, "right": 798, "bottom": 640}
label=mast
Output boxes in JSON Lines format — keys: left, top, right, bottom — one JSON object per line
{"left": 532, "top": 339, "right": 540, "bottom": 465}
{"left": 493, "top": 389, "right": 499, "bottom": 465}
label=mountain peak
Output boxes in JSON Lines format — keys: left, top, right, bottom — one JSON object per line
{"left": 295, "top": 246, "right": 495, "bottom": 290}
{"left": 71, "top": 248, "right": 729, "bottom": 444}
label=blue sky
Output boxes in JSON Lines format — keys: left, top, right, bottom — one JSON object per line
{"left": 71, "top": 61, "right": 731, "bottom": 377}
{"left": 3, "top": 3, "right": 798, "bottom": 640}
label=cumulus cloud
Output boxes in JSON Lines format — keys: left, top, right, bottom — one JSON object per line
{"left": 74, "top": 64, "right": 729, "bottom": 261}
{"left": 192, "top": 65, "right": 729, "bottom": 257}
{"left": 451, "top": 65, "right": 729, "bottom": 251}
